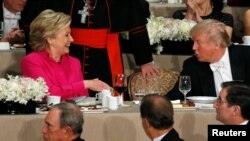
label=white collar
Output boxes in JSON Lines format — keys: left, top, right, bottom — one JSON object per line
{"left": 240, "top": 120, "right": 249, "bottom": 125}
{"left": 153, "top": 132, "right": 168, "bottom": 141}
{"left": 210, "top": 48, "right": 229, "bottom": 71}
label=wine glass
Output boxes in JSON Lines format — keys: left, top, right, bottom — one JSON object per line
{"left": 134, "top": 74, "right": 146, "bottom": 104}
{"left": 179, "top": 75, "right": 191, "bottom": 104}
{"left": 113, "top": 74, "right": 127, "bottom": 106}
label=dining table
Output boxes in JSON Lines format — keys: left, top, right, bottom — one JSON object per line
{"left": 0, "top": 101, "right": 221, "bottom": 141}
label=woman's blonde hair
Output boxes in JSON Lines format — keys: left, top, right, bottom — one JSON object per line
{"left": 29, "top": 9, "right": 71, "bottom": 51}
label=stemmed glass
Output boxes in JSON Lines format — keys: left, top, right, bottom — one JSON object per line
{"left": 179, "top": 75, "right": 191, "bottom": 104}
{"left": 134, "top": 74, "right": 146, "bottom": 104}
{"left": 145, "top": 76, "right": 160, "bottom": 95}
{"left": 113, "top": 74, "right": 127, "bottom": 106}
{"left": 0, "top": 21, "right": 4, "bottom": 38}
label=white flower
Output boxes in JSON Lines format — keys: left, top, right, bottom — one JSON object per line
{"left": 0, "top": 75, "right": 49, "bottom": 105}
{"left": 147, "top": 15, "right": 197, "bottom": 54}
{"left": 147, "top": 15, "right": 166, "bottom": 45}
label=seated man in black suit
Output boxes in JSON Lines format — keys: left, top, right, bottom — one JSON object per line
{"left": 213, "top": 81, "right": 250, "bottom": 125}
{"left": 166, "top": 19, "right": 250, "bottom": 100}
{"left": 0, "top": 0, "right": 26, "bottom": 43}
{"left": 140, "top": 94, "right": 184, "bottom": 141}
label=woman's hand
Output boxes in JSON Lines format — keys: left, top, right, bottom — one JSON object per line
{"left": 184, "top": 0, "right": 198, "bottom": 20}
{"left": 84, "top": 79, "right": 110, "bottom": 92}
{"left": 186, "top": 0, "right": 197, "bottom": 14}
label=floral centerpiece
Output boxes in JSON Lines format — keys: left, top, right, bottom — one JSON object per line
{"left": 147, "top": 15, "right": 197, "bottom": 54}
{"left": 0, "top": 75, "right": 49, "bottom": 114}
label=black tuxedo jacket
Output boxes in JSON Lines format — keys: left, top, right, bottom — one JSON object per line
{"left": 161, "top": 128, "right": 184, "bottom": 141}
{"left": 167, "top": 44, "right": 250, "bottom": 100}
{"left": 0, "top": 0, "right": 3, "bottom": 21}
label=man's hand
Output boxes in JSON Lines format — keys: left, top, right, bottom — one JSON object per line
{"left": 0, "top": 28, "right": 25, "bottom": 44}
{"left": 140, "top": 62, "right": 160, "bottom": 77}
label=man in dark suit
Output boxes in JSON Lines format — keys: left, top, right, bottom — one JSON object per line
{"left": 140, "top": 94, "right": 184, "bottom": 141}
{"left": 214, "top": 81, "right": 250, "bottom": 125}
{"left": 0, "top": 0, "right": 26, "bottom": 43}
{"left": 42, "top": 102, "right": 85, "bottom": 141}
{"left": 167, "top": 19, "right": 250, "bottom": 100}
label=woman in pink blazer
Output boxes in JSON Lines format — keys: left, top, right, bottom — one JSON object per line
{"left": 21, "top": 9, "right": 110, "bottom": 100}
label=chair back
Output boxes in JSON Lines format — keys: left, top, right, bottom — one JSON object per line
{"left": 128, "top": 68, "right": 180, "bottom": 100}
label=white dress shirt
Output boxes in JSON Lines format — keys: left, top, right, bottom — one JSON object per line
{"left": 240, "top": 120, "right": 249, "bottom": 125}
{"left": 153, "top": 132, "right": 168, "bottom": 141}
{"left": 210, "top": 48, "right": 233, "bottom": 96}
{"left": 2, "top": 3, "right": 21, "bottom": 34}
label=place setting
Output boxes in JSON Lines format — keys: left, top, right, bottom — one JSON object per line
{"left": 186, "top": 96, "right": 217, "bottom": 110}
{"left": 37, "top": 73, "right": 131, "bottom": 114}
{"left": 172, "top": 75, "right": 196, "bottom": 110}
{"left": 172, "top": 75, "right": 217, "bottom": 110}
{"left": 36, "top": 95, "right": 61, "bottom": 114}
{"left": 77, "top": 73, "right": 131, "bottom": 113}
{"left": 36, "top": 95, "right": 108, "bottom": 114}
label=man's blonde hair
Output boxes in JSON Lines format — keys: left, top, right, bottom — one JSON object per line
{"left": 190, "top": 19, "right": 231, "bottom": 48}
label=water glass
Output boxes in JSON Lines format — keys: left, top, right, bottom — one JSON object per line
{"left": 0, "top": 21, "right": 3, "bottom": 38}
{"left": 179, "top": 75, "right": 191, "bottom": 104}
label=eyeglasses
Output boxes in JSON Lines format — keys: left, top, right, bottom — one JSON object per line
{"left": 215, "top": 97, "right": 227, "bottom": 104}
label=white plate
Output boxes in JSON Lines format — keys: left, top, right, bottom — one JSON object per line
{"left": 187, "top": 96, "right": 217, "bottom": 104}
{"left": 76, "top": 97, "right": 101, "bottom": 106}
{"left": 195, "top": 103, "right": 214, "bottom": 109}
{"left": 80, "top": 107, "right": 108, "bottom": 113}
{"left": 146, "top": 0, "right": 161, "bottom": 3}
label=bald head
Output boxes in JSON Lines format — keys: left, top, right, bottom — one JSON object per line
{"left": 140, "top": 94, "right": 174, "bottom": 129}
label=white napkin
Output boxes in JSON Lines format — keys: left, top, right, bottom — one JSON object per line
{"left": 0, "top": 42, "right": 10, "bottom": 50}
{"left": 171, "top": 99, "right": 181, "bottom": 104}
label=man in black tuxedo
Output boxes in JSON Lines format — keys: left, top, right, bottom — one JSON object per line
{"left": 167, "top": 19, "right": 250, "bottom": 100}
{"left": 140, "top": 94, "right": 184, "bottom": 141}
{"left": 214, "top": 81, "right": 250, "bottom": 125}
{"left": 0, "top": 0, "right": 26, "bottom": 43}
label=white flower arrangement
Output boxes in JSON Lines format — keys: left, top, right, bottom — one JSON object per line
{"left": 147, "top": 15, "right": 197, "bottom": 54}
{"left": 0, "top": 75, "right": 49, "bottom": 105}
